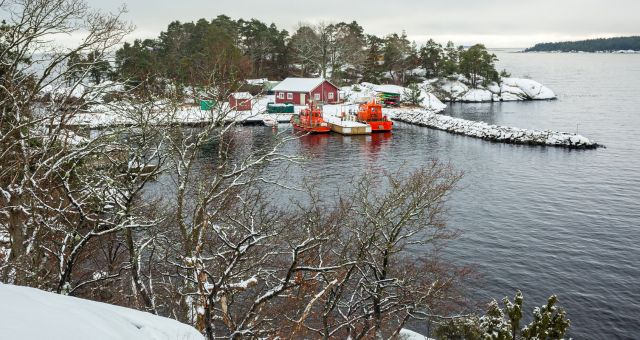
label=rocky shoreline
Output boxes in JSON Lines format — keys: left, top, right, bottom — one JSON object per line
{"left": 389, "top": 108, "right": 602, "bottom": 149}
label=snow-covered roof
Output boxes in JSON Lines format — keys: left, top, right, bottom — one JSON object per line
{"left": 272, "top": 78, "right": 334, "bottom": 92}
{"left": 245, "top": 78, "right": 269, "bottom": 85}
{"left": 230, "top": 92, "right": 253, "bottom": 99}
{"left": 0, "top": 283, "right": 204, "bottom": 340}
{"left": 372, "top": 84, "right": 405, "bottom": 94}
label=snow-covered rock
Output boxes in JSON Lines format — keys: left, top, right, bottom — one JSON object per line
{"left": 389, "top": 108, "right": 601, "bottom": 149}
{"left": 500, "top": 77, "right": 556, "bottom": 100}
{"left": 461, "top": 89, "right": 493, "bottom": 102}
{"left": 427, "top": 77, "right": 556, "bottom": 102}
{"left": 0, "top": 283, "right": 204, "bottom": 340}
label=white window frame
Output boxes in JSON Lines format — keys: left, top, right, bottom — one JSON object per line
{"left": 287, "top": 92, "right": 293, "bottom": 100}
{"left": 314, "top": 93, "right": 321, "bottom": 101}
{"left": 278, "top": 92, "right": 284, "bottom": 99}
{"left": 328, "top": 92, "right": 334, "bottom": 100}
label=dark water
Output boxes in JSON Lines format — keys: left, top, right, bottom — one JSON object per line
{"left": 216, "top": 52, "right": 640, "bottom": 338}
{"left": 441, "top": 51, "right": 640, "bottom": 339}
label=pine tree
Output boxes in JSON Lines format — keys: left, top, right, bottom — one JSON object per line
{"left": 404, "top": 83, "right": 423, "bottom": 106}
{"left": 419, "top": 39, "right": 443, "bottom": 78}
{"left": 459, "top": 44, "right": 499, "bottom": 88}
{"left": 441, "top": 41, "right": 460, "bottom": 77}
{"left": 435, "top": 291, "right": 570, "bottom": 340}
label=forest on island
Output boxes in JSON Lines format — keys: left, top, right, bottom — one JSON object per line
{"left": 525, "top": 36, "right": 640, "bottom": 52}
{"left": 79, "top": 15, "right": 505, "bottom": 92}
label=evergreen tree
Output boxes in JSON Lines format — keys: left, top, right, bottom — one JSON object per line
{"left": 458, "top": 44, "right": 499, "bottom": 88}
{"left": 329, "top": 21, "right": 366, "bottom": 84}
{"left": 383, "top": 32, "right": 411, "bottom": 84}
{"left": 86, "top": 51, "right": 111, "bottom": 84}
{"left": 441, "top": 41, "right": 460, "bottom": 77}
{"left": 435, "top": 291, "right": 570, "bottom": 340}
{"left": 419, "top": 39, "right": 443, "bottom": 78}
{"left": 404, "top": 83, "right": 423, "bottom": 106}
{"left": 362, "top": 34, "right": 385, "bottom": 83}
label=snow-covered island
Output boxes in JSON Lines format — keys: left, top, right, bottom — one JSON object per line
{"left": 0, "top": 283, "right": 204, "bottom": 340}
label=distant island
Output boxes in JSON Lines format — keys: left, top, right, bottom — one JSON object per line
{"left": 525, "top": 36, "right": 640, "bottom": 53}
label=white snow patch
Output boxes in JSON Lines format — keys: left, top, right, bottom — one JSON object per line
{"left": 461, "top": 89, "right": 493, "bottom": 102}
{"left": 399, "top": 328, "right": 434, "bottom": 340}
{"left": 0, "top": 283, "right": 204, "bottom": 340}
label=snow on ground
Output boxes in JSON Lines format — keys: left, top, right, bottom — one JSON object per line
{"left": 428, "top": 77, "right": 556, "bottom": 102}
{"left": 389, "top": 108, "right": 601, "bottom": 149}
{"left": 0, "top": 283, "right": 203, "bottom": 340}
{"left": 66, "top": 95, "right": 292, "bottom": 128}
{"left": 339, "top": 84, "right": 378, "bottom": 103}
{"left": 399, "top": 328, "right": 434, "bottom": 340}
{"left": 343, "top": 83, "right": 446, "bottom": 112}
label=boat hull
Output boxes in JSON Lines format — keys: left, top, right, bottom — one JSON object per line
{"left": 367, "top": 120, "right": 393, "bottom": 132}
{"left": 291, "top": 119, "right": 331, "bottom": 133}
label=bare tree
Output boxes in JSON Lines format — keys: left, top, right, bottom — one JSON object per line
{"left": 0, "top": 0, "right": 133, "bottom": 288}
{"left": 1, "top": 2, "right": 476, "bottom": 339}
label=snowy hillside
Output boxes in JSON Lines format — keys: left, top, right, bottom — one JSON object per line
{"left": 0, "top": 284, "right": 203, "bottom": 340}
{"left": 340, "top": 83, "right": 447, "bottom": 112}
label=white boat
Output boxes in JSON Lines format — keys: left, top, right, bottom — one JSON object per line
{"left": 262, "top": 116, "right": 278, "bottom": 127}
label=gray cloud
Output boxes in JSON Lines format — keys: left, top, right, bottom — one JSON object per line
{"left": 87, "top": 0, "right": 640, "bottom": 47}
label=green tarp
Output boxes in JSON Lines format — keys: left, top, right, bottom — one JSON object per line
{"left": 200, "top": 100, "right": 216, "bottom": 110}
{"left": 267, "top": 103, "right": 294, "bottom": 114}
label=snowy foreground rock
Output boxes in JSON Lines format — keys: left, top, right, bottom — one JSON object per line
{"left": 389, "top": 108, "right": 601, "bottom": 149}
{"left": 0, "top": 283, "right": 203, "bottom": 340}
{"left": 399, "top": 328, "right": 434, "bottom": 340}
{"left": 428, "top": 77, "right": 556, "bottom": 102}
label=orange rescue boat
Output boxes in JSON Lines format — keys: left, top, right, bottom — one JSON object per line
{"left": 291, "top": 105, "right": 331, "bottom": 133}
{"left": 357, "top": 99, "right": 393, "bottom": 132}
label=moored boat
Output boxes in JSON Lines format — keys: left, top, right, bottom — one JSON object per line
{"left": 357, "top": 99, "right": 393, "bottom": 132}
{"left": 262, "top": 116, "right": 278, "bottom": 127}
{"left": 291, "top": 105, "right": 331, "bottom": 133}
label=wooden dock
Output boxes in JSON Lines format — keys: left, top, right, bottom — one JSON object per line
{"left": 328, "top": 121, "right": 371, "bottom": 135}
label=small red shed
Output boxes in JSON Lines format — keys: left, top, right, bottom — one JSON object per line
{"left": 272, "top": 78, "right": 339, "bottom": 105}
{"left": 229, "top": 92, "right": 253, "bottom": 111}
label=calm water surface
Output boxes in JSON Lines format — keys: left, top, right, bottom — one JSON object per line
{"left": 215, "top": 52, "right": 640, "bottom": 338}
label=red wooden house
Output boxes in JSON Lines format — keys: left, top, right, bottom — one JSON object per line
{"left": 229, "top": 92, "right": 253, "bottom": 111}
{"left": 272, "top": 78, "right": 339, "bottom": 105}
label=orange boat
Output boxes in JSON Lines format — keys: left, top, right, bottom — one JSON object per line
{"left": 357, "top": 99, "right": 393, "bottom": 132}
{"left": 291, "top": 105, "right": 331, "bottom": 133}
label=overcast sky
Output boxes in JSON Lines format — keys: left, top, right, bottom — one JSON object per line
{"left": 86, "top": 0, "right": 640, "bottom": 48}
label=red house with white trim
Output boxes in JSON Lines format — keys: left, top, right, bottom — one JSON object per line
{"left": 229, "top": 92, "right": 253, "bottom": 111}
{"left": 272, "top": 78, "right": 339, "bottom": 105}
